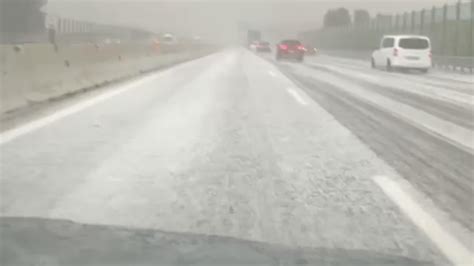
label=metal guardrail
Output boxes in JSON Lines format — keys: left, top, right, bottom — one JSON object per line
{"left": 432, "top": 56, "right": 474, "bottom": 73}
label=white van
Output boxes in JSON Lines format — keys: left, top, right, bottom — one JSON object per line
{"left": 371, "top": 35, "right": 432, "bottom": 73}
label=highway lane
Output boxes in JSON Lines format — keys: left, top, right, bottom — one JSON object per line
{"left": 0, "top": 48, "right": 468, "bottom": 265}
{"left": 269, "top": 54, "right": 473, "bottom": 244}
{"left": 311, "top": 54, "right": 474, "bottom": 93}
{"left": 316, "top": 51, "right": 474, "bottom": 84}
{"left": 304, "top": 63, "right": 474, "bottom": 129}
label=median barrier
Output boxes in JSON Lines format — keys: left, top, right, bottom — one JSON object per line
{"left": 0, "top": 45, "right": 30, "bottom": 112}
{"left": 0, "top": 42, "right": 214, "bottom": 114}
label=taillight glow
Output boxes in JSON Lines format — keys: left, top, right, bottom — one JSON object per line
{"left": 279, "top": 44, "right": 288, "bottom": 50}
{"left": 393, "top": 48, "right": 398, "bottom": 57}
{"left": 297, "top": 45, "right": 306, "bottom": 51}
{"left": 429, "top": 50, "right": 432, "bottom": 59}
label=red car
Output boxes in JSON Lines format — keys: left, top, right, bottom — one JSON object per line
{"left": 276, "top": 39, "right": 305, "bottom": 62}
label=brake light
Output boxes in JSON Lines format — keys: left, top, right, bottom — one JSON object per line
{"left": 279, "top": 44, "right": 288, "bottom": 50}
{"left": 297, "top": 45, "right": 306, "bottom": 51}
{"left": 393, "top": 48, "right": 398, "bottom": 57}
{"left": 429, "top": 50, "right": 432, "bottom": 59}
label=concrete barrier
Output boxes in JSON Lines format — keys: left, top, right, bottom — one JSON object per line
{"left": 1, "top": 45, "right": 30, "bottom": 112}
{"left": 25, "top": 44, "right": 73, "bottom": 103}
{"left": 0, "top": 42, "right": 214, "bottom": 114}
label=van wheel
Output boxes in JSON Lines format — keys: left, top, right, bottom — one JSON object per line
{"left": 420, "top": 68, "right": 429, "bottom": 74}
{"left": 371, "top": 58, "right": 375, "bottom": 69}
{"left": 386, "top": 59, "right": 392, "bottom": 72}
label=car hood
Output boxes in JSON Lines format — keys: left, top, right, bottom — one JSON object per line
{"left": 0, "top": 217, "right": 433, "bottom": 266}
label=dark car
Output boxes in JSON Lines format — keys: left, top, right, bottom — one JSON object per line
{"left": 254, "top": 41, "right": 272, "bottom": 52}
{"left": 276, "top": 40, "right": 305, "bottom": 62}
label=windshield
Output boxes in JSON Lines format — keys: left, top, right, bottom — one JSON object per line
{"left": 1, "top": 1, "right": 472, "bottom": 266}
{"left": 398, "top": 38, "right": 430, "bottom": 49}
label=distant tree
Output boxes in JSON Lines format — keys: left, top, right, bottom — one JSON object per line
{"left": 323, "top": 8, "right": 352, "bottom": 28}
{"left": 323, "top": 10, "right": 334, "bottom": 28}
{"left": 353, "top": 9, "right": 370, "bottom": 27}
{"left": 0, "top": 0, "right": 47, "bottom": 34}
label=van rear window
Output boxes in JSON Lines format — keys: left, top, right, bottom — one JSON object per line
{"left": 398, "top": 38, "right": 429, "bottom": 49}
{"left": 281, "top": 40, "right": 301, "bottom": 46}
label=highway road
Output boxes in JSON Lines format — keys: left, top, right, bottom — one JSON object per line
{"left": 1, "top": 48, "right": 473, "bottom": 265}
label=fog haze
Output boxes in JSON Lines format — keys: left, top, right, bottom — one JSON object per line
{"left": 45, "top": 0, "right": 460, "bottom": 43}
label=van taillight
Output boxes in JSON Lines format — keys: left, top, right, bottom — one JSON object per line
{"left": 429, "top": 50, "right": 432, "bottom": 59}
{"left": 393, "top": 48, "right": 398, "bottom": 57}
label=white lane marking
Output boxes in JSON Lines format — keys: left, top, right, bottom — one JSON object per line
{"left": 373, "top": 175, "right": 474, "bottom": 266}
{"left": 287, "top": 87, "right": 308, "bottom": 105}
{"left": 0, "top": 75, "right": 157, "bottom": 146}
{"left": 268, "top": 70, "right": 277, "bottom": 77}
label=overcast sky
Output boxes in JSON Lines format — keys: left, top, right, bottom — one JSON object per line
{"left": 45, "top": 0, "right": 461, "bottom": 43}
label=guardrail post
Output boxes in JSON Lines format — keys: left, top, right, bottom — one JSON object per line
{"left": 375, "top": 13, "right": 380, "bottom": 42}
{"left": 442, "top": 4, "right": 447, "bottom": 55}
{"left": 430, "top": 6, "right": 436, "bottom": 37}
{"left": 420, "top": 9, "right": 425, "bottom": 34}
{"left": 388, "top": 15, "right": 393, "bottom": 31}
{"left": 429, "top": 6, "right": 436, "bottom": 58}
{"left": 375, "top": 13, "right": 379, "bottom": 32}
{"left": 394, "top": 14, "right": 400, "bottom": 33}
{"left": 57, "top": 18, "right": 62, "bottom": 34}
{"left": 455, "top": 0, "right": 461, "bottom": 57}
{"left": 471, "top": 0, "right": 474, "bottom": 73}
{"left": 402, "top": 12, "right": 407, "bottom": 32}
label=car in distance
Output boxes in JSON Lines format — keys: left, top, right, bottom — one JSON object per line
{"left": 249, "top": 40, "right": 258, "bottom": 50}
{"left": 371, "top": 35, "right": 432, "bottom": 73}
{"left": 304, "top": 45, "right": 318, "bottom": 56}
{"left": 253, "top": 41, "right": 272, "bottom": 53}
{"left": 161, "top": 33, "right": 178, "bottom": 45}
{"left": 276, "top": 40, "right": 305, "bottom": 62}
